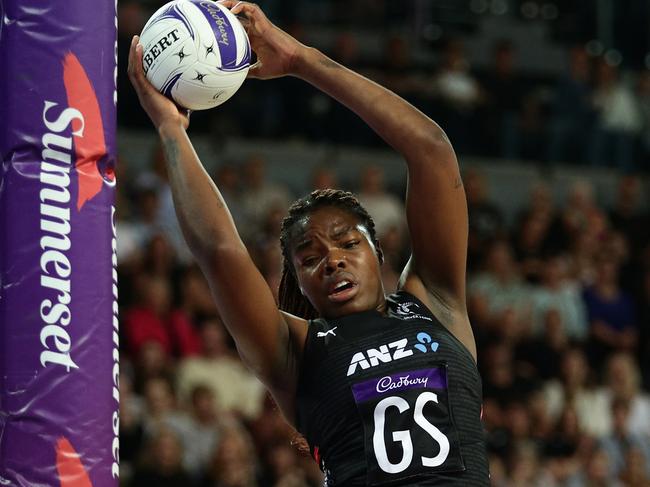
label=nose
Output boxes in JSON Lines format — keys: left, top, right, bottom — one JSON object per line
{"left": 324, "top": 250, "right": 346, "bottom": 274}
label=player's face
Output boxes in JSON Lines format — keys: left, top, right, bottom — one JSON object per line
{"left": 289, "top": 207, "right": 386, "bottom": 319}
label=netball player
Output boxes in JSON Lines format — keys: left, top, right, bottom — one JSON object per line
{"left": 128, "top": 2, "right": 489, "bottom": 485}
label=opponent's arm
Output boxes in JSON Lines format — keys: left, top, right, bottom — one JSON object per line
{"left": 226, "top": 3, "right": 472, "bottom": 355}
{"left": 127, "top": 36, "right": 307, "bottom": 413}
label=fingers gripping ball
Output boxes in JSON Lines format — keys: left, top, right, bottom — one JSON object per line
{"left": 139, "top": 0, "right": 251, "bottom": 110}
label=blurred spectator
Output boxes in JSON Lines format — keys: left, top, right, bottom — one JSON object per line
{"left": 530, "top": 255, "right": 587, "bottom": 340}
{"left": 116, "top": 179, "right": 160, "bottom": 265}
{"left": 240, "top": 155, "right": 292, "bottom": 241}
{"left": 309, "top": 166, "right": 338, "bottom": 191}
{"left": 583, "top": 253, "right": 638, "bottom": 364}
{"left": 432, "top": 38, "right": 482, "bottom": 154}
{"left": 465, "top": 170, "right": 505, "bottom": 269}
{"left": 576, "top": 447, "right": 619, "bottom": 487}
{"left": 601, "top": 353, "right": 650, "bottom": 437}
{"left": 130, "top": 427, "right": 196, "bottom": 487}
{"left": 543, "top": 347, "right": 610, "bottom": 438}
{"left": 599, "top": 398, "right": 650, "bottom": 478}
{"left": 547, "top": 46, "right": 594, "bottom": 164}
{"left": 119, "top": 371, "right": 145, "bottom": 483}
{"left": 213, "top": 164, "right": 245, "bottom": 228}
{"left": 141, "top": 376, "right": 183, "bottom": 438}
{"left": 203, "top": 424, "right": 261, "bottom": 487}
{"left": 618, "top": 447, "right": 650, "bottom": 487}
{"left": 482, "top": 342, "right": 535, "bottom": 407}
{"left": 117, "top": 1, "right": 149, "bottom": 128}
{"left": 609, "top": 175, "right": 648, "bottom": 259}
{"left": 588, "top": 58, "right": 643, "bottom": 169}
{"left": 469, "top": 240, "right": 531, "bottom": 324}
{"left": 637, "top": 70, "right": 650, "bottom": 164}
{"left": 124, "top": 273, "right": 201, "bottom": 359}
{"left": 516, "top": 309, "right": 569, "bottom": 380}
{"left": 180, "top": 265, "right": 219, "bottom": 324}
{"left": 478, "top": 40, "right": 525, "bottom": 159}
{"left": 166, "top": 385, "right": 226, "bottom": 479}
{"left": 356, "top": 164, "right": 405, "bottom": 238}
{"left": 177, "top": 318, "right": 265, "bottom": 419}
{"left": 378, "top": 34, "right": 425, "bottom": 98}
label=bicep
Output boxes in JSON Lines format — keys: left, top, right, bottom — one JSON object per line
{"left": 404, "top": 142, "right": 468, "bottom": 302}
{"left": 202, "top": 246, "right": 307, "bottom": 388}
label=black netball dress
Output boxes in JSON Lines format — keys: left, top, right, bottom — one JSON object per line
{"left": 295, "top": 291, "right": 489, "bottom": 486}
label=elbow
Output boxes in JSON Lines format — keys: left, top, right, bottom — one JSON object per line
{"left": 407, "top": 128, "right": 457, "bottom": 167}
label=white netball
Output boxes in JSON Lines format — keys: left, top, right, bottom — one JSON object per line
{"left": 139, "top": 0, "right": 251, "bottom": 110}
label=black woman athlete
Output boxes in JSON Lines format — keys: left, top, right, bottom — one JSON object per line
{"left": 128, "top": 2, "right": 489, "bottom": 485}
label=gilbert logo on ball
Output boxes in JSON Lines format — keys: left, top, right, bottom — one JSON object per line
{"left": 140, "top": 0, "right": 251, "bottom": 110}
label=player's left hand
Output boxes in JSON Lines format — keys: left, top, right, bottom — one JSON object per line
{"left": 218, "top": 1, "right": 308, "bottom": 79}
{"left": 127, "top": 35, "right": 191, "bottom": 131}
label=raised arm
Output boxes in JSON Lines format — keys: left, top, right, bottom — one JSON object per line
{"left": 127, "top": 36, "right": 307, "bottom": 418}
{"left": 226, "top": 3, "right": 473, "bottom": 355}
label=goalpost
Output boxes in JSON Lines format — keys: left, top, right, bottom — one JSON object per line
{"left": 0, "top": 0, "right": 119, "bottom": 485}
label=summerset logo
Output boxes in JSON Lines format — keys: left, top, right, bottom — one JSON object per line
{"left": 37, "top": 51, "right": 119, "bottom": 483}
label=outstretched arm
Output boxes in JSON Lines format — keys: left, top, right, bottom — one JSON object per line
{"left": 225, "top": 2, "right": 473, "bottom": 356}
{"left": 127, "top": 36, "right": 307, "bottom": 417}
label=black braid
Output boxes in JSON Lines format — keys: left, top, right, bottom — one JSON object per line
{"left": 278, "top": 189, "right": 379, "bottom": 319}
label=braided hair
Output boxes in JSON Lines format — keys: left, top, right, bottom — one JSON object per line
{"left": 278, "top": 189, "right": 380, "bottom": 319}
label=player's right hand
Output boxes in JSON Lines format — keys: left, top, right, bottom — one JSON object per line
{"left": 218, "top": 1, "right": 308, "bottom": 80}
{"left": 127, "top": 35, "right": 190, "bottom": 131}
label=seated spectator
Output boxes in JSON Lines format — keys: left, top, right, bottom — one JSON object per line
{"left": 477, "top": 39, "right": 525, "bottom": 159}
{"left": 166, "top": 385, "right": 228, "bottom": 480}
{"left": 588, "top": 58, "right": 642, "bottom": 170}
{"left": 123, "top": 273, "right": 201, "bottom": 359}
{"left": 600, "top": 352, "right": 650, "bottom": 437}
{"left": 543, "top": 347, "right": 610, "bottom": 437}
{"left": 619, "top": 447, "right": 650, "bottom": 487}
{"left": 432, "top": 38, "right": 482, "bottom": 153}
{"left": 546, "top": 46, "right": 594, "bottom": 164}
{"left": 469, "top": 240, "right": 531, "bottom": 324}
{"left": 516, "top": 309, "right": 569, "bottom": 380}
{"left": 600, "top": 398, "right": 650, "bottom": 478}
{"left": 177, "top": 318, "right": 265, "bottom": 420}
{"left": 141, "top": 376, "right": 183, "bottom": 438}
{"left": 202, "top": 424, "right": 261, "bottom": 487}
{"left": 530, "top": 255, "right": 588, "bottom": 340}
{"left": 465, "top": 170, "right": 505, "bottom": 270}
{"left": 584, "top": 253, "right": 638, "bottom": 365}
{"left": 356, "top": 164, "right": 405, "bottom": 238}
{"left": 130, "top": 427, "right": 196, "bottom": 487}
{"left": 239, "top": 155, "right": 292, "bottom": 241}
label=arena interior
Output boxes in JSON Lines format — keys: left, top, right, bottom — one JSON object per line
{"left": 115, "top": 1, "right": 650, "bottom": 485}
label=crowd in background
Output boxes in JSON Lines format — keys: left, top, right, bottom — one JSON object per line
{"left": 118, "top": 0, "right": 650, "bottom": 172}
{"left": 116, "top": 1, "right": 650, "bottom": 486}
{"left": 116, "top": 148, "right": 650, "bottom": 486}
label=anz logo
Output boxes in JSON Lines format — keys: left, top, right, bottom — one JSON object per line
{"left": 346, "top": 333, "right": 439, "bottom": 377}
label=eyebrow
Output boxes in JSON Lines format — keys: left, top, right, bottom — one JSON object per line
{"left": 294, "top": 225, "right": 356, "bottom": 253}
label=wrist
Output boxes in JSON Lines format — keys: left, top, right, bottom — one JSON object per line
{"left": 157, "top": 119, "right": 187, "bottom": 137}
{"left": 291, "top": 46, "right": 321, "bottom": 79}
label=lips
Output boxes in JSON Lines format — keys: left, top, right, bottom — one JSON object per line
{"left": 327, "top": 275, "right": 358, "bottom": 302}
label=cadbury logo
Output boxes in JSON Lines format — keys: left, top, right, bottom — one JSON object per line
{"left": 376, "top": 374, "right": 429, "bottom": 394}
{"left": 200, "top": 2, "right": 229, "bottom": 45}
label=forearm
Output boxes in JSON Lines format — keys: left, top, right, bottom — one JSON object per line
{"left": 157, "top": 122, "right": 243, "bottom": 262}
{"left": 294, "top": 48, "right": 451, "bottom": 163}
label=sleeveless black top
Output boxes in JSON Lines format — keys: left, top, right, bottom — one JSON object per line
{"left": 296, "top": 291, "right": 489, "bottom": 486}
